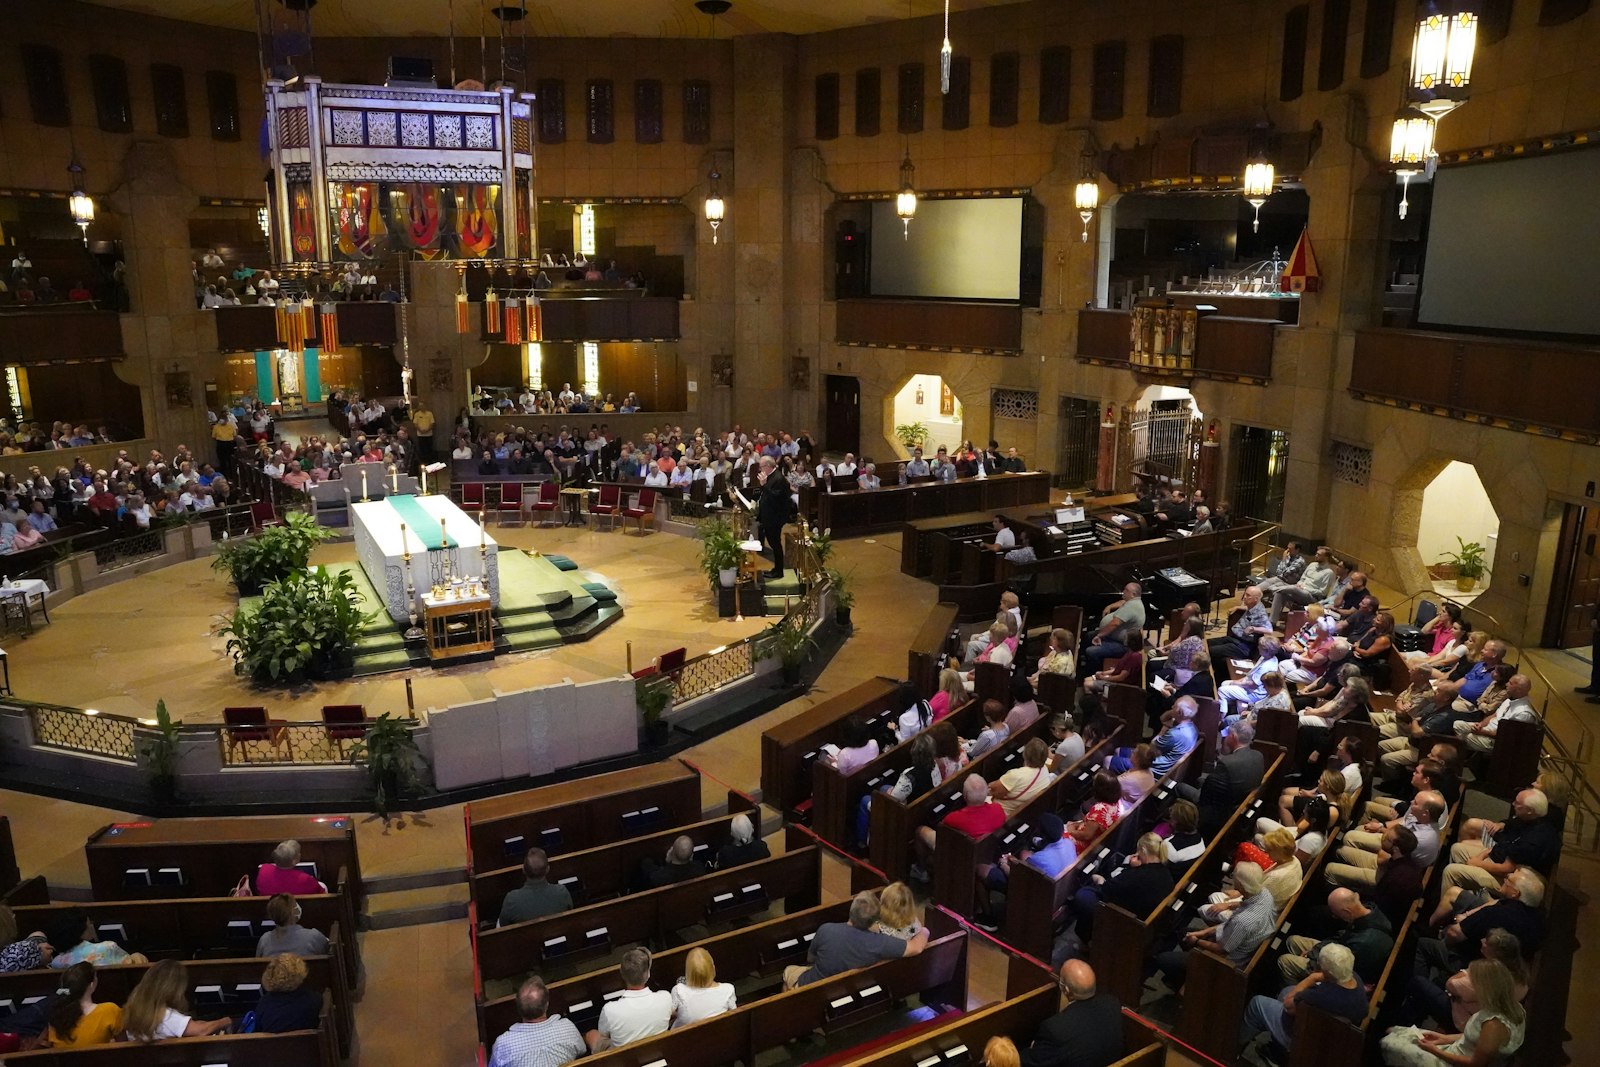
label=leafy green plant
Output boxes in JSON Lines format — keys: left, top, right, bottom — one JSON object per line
{"left": 1439, "top": 537, "right": 1487, "bottom": 580}
{"left": 348, "top": 712, "right": 426, "bottom": 817}
{"left": 636, "top": 676, "right": 673, "bottom": 726}
{"left": 809, "top": 529, "right": 835, "bottom": 566}
{"left": 139, "top": 698, "right": 183, "bottom": 800}
{"left": 764, "top": 615, "right": 819, "bottom": 670}
{"left": 215, "top": 566, "right": 377, "bottom": 685}
{"left": 696, "top": 515, "right": 744, "bottom": 585}
{"left": 212, "top": 511, "right": 333, "bottom": 593}
{"left": 827, "top": 567, "right": 855, "bottom": 612}
{"left": 894, "top": 422, "right": 929, "bottom": 451}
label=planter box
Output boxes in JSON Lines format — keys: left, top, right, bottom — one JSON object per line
{"left": 716, "top": 584, "right": 766, "bottom": 618}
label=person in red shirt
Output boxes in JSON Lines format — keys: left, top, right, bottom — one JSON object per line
{"left": 255, "top": 840, "right": 328, "bottom": 896}
{"left": 67, "top": 280, "right": 94, "bottom": 302}
{"left": 912, "top": 774, "right": 1003, "bottom": 881}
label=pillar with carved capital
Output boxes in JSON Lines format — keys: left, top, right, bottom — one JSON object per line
{"left": 1094, "top": 403, "right": 1117, "bottom": 493}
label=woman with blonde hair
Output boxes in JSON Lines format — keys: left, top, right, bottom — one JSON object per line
{"left": 255, "top": 953, "right": 321, "bottom": 1033}
{"left": 928, "top": 668, "right": 966, "bottom": 722}
{"left": 124, "top": 958, "right": 232, "bottom": 1041}
{"left": 873, "top": 882, "right": 922, "bottom": 940}
{"left": 669, "top": 947, "right": 736, "bottom": 1027}
{"left": 1030, "top": 628, "right": 1077, "bottom": 687}
{"left": 1381, "top": 958, "right": 1525, "bottom": 1065}
{"left": 982, "top": 1035, "right": 1021, "bottom": 1067}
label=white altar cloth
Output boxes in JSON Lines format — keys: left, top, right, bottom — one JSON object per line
{"left": 351, "top": 496, "right": 501, "bottom": 622}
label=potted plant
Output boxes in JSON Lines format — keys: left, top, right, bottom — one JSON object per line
{"left": 828, "top": 567, "right": 855, "bottom": 629}
{"left": 212, "top": 511, "right": 333, "bottom": 595}
{"left": 636, "top": 676, "right": 673, "bottom": 746}
{"left": 764, "top": 616, "right": 818, "bottom": 687}
{"left": 1439, "top": 537, "right": 1488, "bottom": 592}
{"left": 348, "top": 712, "right": 426, "bottom": 819}
{"left": 696, "top": 515, "right": 744, "bottom": 588}
{"left": 215, "top": 566, "right": 376, "bottom": 685}
{"left": 809, "top": 528, "right": 835, "bottom": 568}
{"left": 894, "top": 422, "right": 929, "bottom": 454}
{"left": 139, "top": 699, "right": 183, "bottom": 802}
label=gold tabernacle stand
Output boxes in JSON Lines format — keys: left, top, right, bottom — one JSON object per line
{"left": 423, "top": 594, "right": 495, "bottom": 660}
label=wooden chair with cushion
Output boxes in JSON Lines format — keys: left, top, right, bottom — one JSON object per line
{"left": 496, "top": 482, "right": 526, "bottom": 526}
{"left": 459, "top": 482, "right": 486, "bottom": 512}
{"left": 589, "top": 483, "right": 621, "bottom": 531}
{"left": 223, "top": 706, "right": 288, "bottom": 762}
{"left": 624, "top": 488, "right": 657, "bottom": 535}
{"left": 530, "top": 480, "right": 560, "bottom": 525}
{"left": 322, "top": 705, "right": 367, "bottom": 757}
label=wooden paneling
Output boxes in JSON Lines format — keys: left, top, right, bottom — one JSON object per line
{"left": 214, "top": 303, "right": 397, "bottom": 354}
{"left": 815, "top": 471, "right": 1050, "bottom": 537}
{"left": 1196, "top": 315, "right": 1274, "bottom": 378}
{"left": 835, "top": 298, "right": 1022, "bottom": 352}
{"left": 1078, "top": 308, "right": 1131, "bottom": 362}
{"left": 0, "top": 309, "right": 125, "bottom": 363}
{"left": 537, "top": 297, "right": 680, "bottom": 341}
{"left": 22, "top": 363, "right": 143, "bottom": 437}
{"left": 1350, "top": 328, "right": 1600, "bottom": 437}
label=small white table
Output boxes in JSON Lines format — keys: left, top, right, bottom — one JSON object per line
{"left": 0, "top": 578, "right": 50, "bottom": 634}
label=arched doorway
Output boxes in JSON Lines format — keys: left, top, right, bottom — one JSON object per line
{"left": 1418, "top": 461, "right": 1500, "bottom": 601}
{"left": 891, "top": 374, "right": 964, "bottom": 455}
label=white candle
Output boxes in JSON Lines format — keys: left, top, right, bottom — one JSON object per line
{"left": 361, "top": 468, "right": 368, "bottom": 499}
{"left": 391, "top": 464, "right": 399, "bottom": 493}
{"left": 399, "top": 522, "right": 410, "bottom": 556}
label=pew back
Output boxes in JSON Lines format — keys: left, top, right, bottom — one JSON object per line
{"left": 760, "top": 678, "right": 904, "bottom": 814}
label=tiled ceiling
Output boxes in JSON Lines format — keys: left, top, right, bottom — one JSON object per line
{"left": 81, "top": 0, "right": 1020, "bottom": 39}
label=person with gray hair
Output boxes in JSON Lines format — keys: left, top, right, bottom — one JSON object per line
{"left": 783, "top": 889, "right": 929, "bottom": 989}
{"left": 640, "top": 834, "right": 708, "bottom": 889}
{"left": 1239, "top": 942, "right": 1367, "bottom": 1057}
{"left": 1176, "top": 716, "right": 1265, "bottom": 838}
{"left": 487, "top": 976, "right": 586, "bottom": 1067}
{"left": 1021, "top": 959, "right": 1127, "bottom": 1067}
{"left": 255, "top": 840, "right": 326, "bottom": 896}
{"left": 1442, "top": 788, "right": 1560, "bottom": 895}
{"left": 587, "top": 946, "right": 670, "bottom": 1052}
{"left": 1153, "top": 861, "right": 1276, "bottom": 992}
{"left": 716, "top": 813, "right": 770, "bottom": 870}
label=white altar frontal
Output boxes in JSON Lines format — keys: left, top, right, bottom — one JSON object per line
{"left": 351, "top": 496, "right": 501, "bottom": 623}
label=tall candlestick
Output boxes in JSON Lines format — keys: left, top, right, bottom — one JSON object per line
{"left": 390, "top": 463, "right": 399, "bottom": 494}
{"left": 361, "top": 467, "right": 369, "bottom": 501}
{"left": 399, "top": 522, "right": 410, "bottom": 557}
{"left": 441, "top": 517, "right": 449, "bottom": 552}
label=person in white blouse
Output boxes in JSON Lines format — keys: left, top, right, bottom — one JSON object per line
{"left": 669, "top": 948, "right": 737, "bottom": 1028}
{"left": 643, "top": 460, "right": 670, "bottom": 487}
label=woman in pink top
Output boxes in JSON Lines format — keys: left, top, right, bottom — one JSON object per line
{"left": 255, "top": 841, "right": 327, "bottom": 896}
{"left": 928, "top": 669, "right": 966, "bottom": 722}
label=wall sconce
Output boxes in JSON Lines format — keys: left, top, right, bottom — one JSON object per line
{"left": 896, "top": 150, "right": 918, "bottom": 239}
{"left": 67, "top": 159, "right": 95, "bottom": 245}
{"left": 1074, "top": 176, "right": 1100, "bottom": 243}
{"left": 704, "top": 170, "right": 725, "bottom": 244}
{"left": 1389, "top": 107, "right": 1436, "bottom": 219}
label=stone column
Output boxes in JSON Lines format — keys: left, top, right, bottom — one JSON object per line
{"left": 730, "top": 34, "right": 797, "bottom": 428}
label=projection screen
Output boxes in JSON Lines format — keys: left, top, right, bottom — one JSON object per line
{"left": 869, "top": 197, "right": 1023, "bottom": 301}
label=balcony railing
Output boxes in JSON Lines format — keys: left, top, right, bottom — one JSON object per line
{"left": 835, "top": 298, "right": 1022, "bottom": 353}
{"left": 1077, "top": 308, "right": 1274, "bottom": 382}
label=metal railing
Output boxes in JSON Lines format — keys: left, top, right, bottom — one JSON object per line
{"left": 25, "top": 703, "right": 137, "bottom": 762}
{"left": 217, "top": 721, "right": 360, "bottom": 767}
{"left": 92, "top": 528, "right": 165, "bottom": 571}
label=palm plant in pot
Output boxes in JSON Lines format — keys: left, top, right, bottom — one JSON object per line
{"left": 894, "top": 422, "right": 929, "bottom": 453}
{"left": 636, "top": 676, "right": 673, "bottom": 746}
{"left": 828, "top": 567, "right": 855, "bottom": 629}
{"left": 697, "top": 515, "right": 744, "bottom": 589}
{"left": 348, "top": 712, "right": 426, "bottom": 819}
{"left": 1439, "top": 537, "right": 1488, "bottom": 592}
{"left": 139, "top": 699, "right": 183, "bottom": 802}
{"left": 763, "top": 615, "right": 818, "bottom": 686}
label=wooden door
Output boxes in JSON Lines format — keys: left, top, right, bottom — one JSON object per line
{"left": 824, "top": 374, "right": 860, "bottom": 456}
{"left": 1544, "top": 502, "right": 1600, "bottom": 648}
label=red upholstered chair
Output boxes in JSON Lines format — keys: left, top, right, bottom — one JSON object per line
{"left": 223, "top": 706, "right": 288, "bottom": 763}
{"left": 322, "top": 704, "right": 367, "bottom": 757}
{"left": 530, "top": 480, "right": 560, "bottom": 525}
{"left": 623, "top": 488, "right": 657, "bottom": 535}
{"left": 460, "top": 482, "right": 486, "bottom": 511}
{"left": 497, "top": 482, "right": 526, "bottom": 526}
{"left": 656, "top": 646, "right": 687, "bottom": 682}
{"left": 590, "top": 483, "right": 621, "bottom": 531}
{"left": 249, "top": 500, "right": 282, "bottom": 531}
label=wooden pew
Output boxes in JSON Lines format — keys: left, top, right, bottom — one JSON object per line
{"left": 1287, "top": 899, "right": 1425, "bottom": 1067}
{"left": 867, "top": 716, "right": 1054, "bottom": 885}
{"left": 1104, "top": 683, "right": 1147, "bottom": 747}
{"left": 0, "top": 945, "right": 349, "bottom": 1058}
{"left": 1090, "top": 742, "right": 1288, "bottom": 1008}
{"left": 1000, "top": 748, "right": 1201, "bottom": 963}
{"left": 929, "top": 733, "right": 1121, "bottom": 918}
{"left": 469, "top": 802, "right": 758, "bottom": 922}
{"left": 465, "top": 761, "right": 702, "bottom": 871}
{"left": 908, "top": 602, "right": 960, "bottom": 698}
{"left": 759, "top": 677, "right": 904, "bottom": 816}
{"left": 0, "top": 815, "right": 19, "bottom": 895}
{"left": 480, "top": 899, "right": 858, "bottom": 1043}
{"left": 473, "top": 846, "right": 822, "bottom": 984}
{"left": 3, "top": 992, "right": 339, "bottom": 1067}
{"left": 1481, "top": 717, "right": 1544, "bottom": 799}
{"left": 83, "top": 816, "right": 362, "bottom": 910}
{"left": 550, "top": 909, "right": 972, "bottom": 1067}
{"left": 810, "top": 699, "right": 981, "bottom": 853}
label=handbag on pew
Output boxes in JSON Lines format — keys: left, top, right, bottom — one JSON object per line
{"left": 230, "top": 875, "right": 254, "bottom": 897}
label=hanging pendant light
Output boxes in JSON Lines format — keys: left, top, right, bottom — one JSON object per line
{"left": 66, "top": 160, "right": 95, "bottom": 245}
{"left": 1409, "top": 2, "right": 1478, "bottom": 118}
{"left": 940, "top": 0, "right": 953, "bottom": 94}
{"left": 1389, "top": 107, "right": 1436, "bottom": 219}
{"left": 704, "top": 169, "right": 725, "bottom": 244}
{"left": 1074, "top": 174, "right": 1100, "bottom": 244}
{"left": 896, "top": 149, "right": 918, "bottom": 239}
{"left": 1242, "top": 158, "right": 1275, "bottom": 233}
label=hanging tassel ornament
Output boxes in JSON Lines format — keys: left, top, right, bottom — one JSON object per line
{"left": 454, "top": 274, "right": 471, "bottom": 334}
{"left": 275, "top": 303, "right": 306, "bottom": 352}
{"left": 300, "top": 295, "right": 316, "bottom": 337}
{"left": 484, "top": 285, "right": 500, "bottom": 335}
{"left": 504, "top": 297, "right": 523, "bottom": 344}
{"left": 319, "top": 303, "right": 340, "bottom": 353}
{"left": 530, "top": 295, "right": 545, "bottom": 343}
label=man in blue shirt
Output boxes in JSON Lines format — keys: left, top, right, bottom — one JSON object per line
{"left": 976, "top": 813, "right": 1076, "bottom": 931}
{"left": 1423, "top": 640, "right": 1507, "bottom": 732}
{"left": 488, "top": 976, "right": 587, "bottom": 1067}
{"left": 24, "top": 501, "right": 56, "bottom": 534}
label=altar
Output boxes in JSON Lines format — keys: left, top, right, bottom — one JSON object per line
{"left": 351, "top": 496, "right": 502, "bottom": 623}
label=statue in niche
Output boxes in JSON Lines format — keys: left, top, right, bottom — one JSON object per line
{"left": 430, "top": 358, "right": 454, "bottom": 391}
{"left": 789, "top": 356, "right": 810, "bottom": 391}
{"left": 711, "top": 355, "right": 734, "bottom": 389}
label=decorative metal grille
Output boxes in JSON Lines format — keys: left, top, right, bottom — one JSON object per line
{"left": 93, "top": 529, "right": 165, "bottom": 571}
{"left": 218, "top": 722, "right": 360, "bottom": 767}
{"left": 992, "top": 388, "right": 1039, "bottom": 420}
{"left": 1329, "top": 440, "right": 1373, "bottom": 486}
{"left": 1056, "top": 396, "right": 1100, "bottom": 488}
{"left": 30, "top": 706, "right": 136, "bottom": 761}
{"left": 673, "top": 643, "right": 755, "bottom": 703}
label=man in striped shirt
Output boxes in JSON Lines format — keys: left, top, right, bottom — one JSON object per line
{"left": 488, "top": 976, "right": 586, "bottom": 1067}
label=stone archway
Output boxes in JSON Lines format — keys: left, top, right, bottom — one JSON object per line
{"left": 1385, "top": 452, "right": 1502, "bottom": 602}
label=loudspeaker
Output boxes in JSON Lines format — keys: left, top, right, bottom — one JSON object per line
{"left": 386, "top": 56, "right": 436, "bottom": 87}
